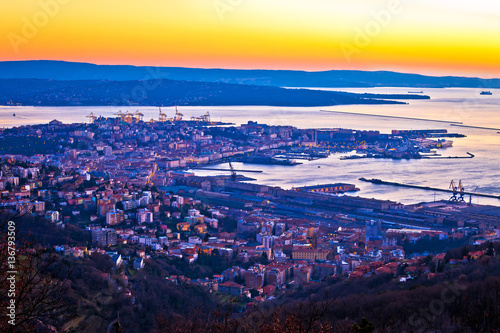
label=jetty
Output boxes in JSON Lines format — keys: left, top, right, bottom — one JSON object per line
{"left": 191, "top": 167, "right": 263, "bottom": 173}
{"left": 421, "top": 152, "right": 475, "bottom": 159}
{"left": 450, "top": 124, "right": 500, "bottom": 131}
{"left": 359, "top": 178, "right": 500, "bottom": 200}
{"left": 320, "top": 110, "right": 463, "bottom": 124}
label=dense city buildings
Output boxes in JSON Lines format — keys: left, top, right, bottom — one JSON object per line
{"left": 1, "top": 115, "right": 499, "bottom": 331}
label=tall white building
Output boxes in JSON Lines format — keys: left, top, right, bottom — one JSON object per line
{"left": 137, "top": 208, "right": 153, "bottom": 224}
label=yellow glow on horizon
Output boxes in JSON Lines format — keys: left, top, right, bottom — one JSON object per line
{"left": 1, "top": 0, "right": 500, "bottom": 77}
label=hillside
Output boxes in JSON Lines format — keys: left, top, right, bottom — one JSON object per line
{"left": 0, "top": 78, "right": 425, "bottom": 107}
{"left": 1, "top": 60, "right": 500, "bottom": 88}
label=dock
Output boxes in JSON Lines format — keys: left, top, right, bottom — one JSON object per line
{"left": 450, "top": 124, "right": 500, "bottom": 131}
{"left": 320, "top": 110, "right": 463, "bottom": 124}
{"left": 192, "top": 167, "right": 263, "bottom": 173}
{"left": 359, "top": 178, "right": 500, "bottom": 200}
{"left": 422, "top": 152, "right": 475, "bottom": 159}
{"left": 341, "top": 152, "right": 474, "bottom": 160}
{"left": 274, "top": 154, "right": 320, "bottom": 160}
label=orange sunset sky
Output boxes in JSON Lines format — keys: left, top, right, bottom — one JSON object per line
{"left": 2, "top": 0, "right": 500, "bottom": 77}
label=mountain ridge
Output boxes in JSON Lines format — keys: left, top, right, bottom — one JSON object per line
{"left": 2, "top": 60, "right": 500, "bottom": 88}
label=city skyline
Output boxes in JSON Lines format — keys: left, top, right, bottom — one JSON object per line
{"left": 2, "top": 0, "right": 500, "bottom": 77}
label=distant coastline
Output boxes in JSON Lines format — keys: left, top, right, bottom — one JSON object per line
{"left": 0, "top": 78, "right": 428, "bottom": 107}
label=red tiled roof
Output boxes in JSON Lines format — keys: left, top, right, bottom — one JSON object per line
{"left": 219, "top": 282, "right": 244, "bottom": 288}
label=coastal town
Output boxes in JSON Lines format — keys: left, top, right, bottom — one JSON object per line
{"left": 1, "top": 111, "right": 499, "bottom": 311}
{"left": 4, "top": 0, "right": 500, "bottom": 330}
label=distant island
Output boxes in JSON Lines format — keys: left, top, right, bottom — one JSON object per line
{"left": 1, "top": 60, "right": 500, "bottom": 88}
{"left": 0, "top": 78, "right": 428, "bottom": 107}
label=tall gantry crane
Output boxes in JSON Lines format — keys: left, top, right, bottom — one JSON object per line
{"left": 228, "top": 160, "right": 237, "bottom": 181}
{"left": 449, "top": 180, "right": 466, "bottom": 202}
{"left": 449, "top": 180, "right": 458, "bottom": 201}
{"left": 190, "top": 111, "right": 211, "bottom": 122}
{"left": 158, "top": 107, "right": 167, "bottom": 122}
{"left": 202, "top": 111, "right": 210, "bottom": 122}
{"left": 123, "top": 111, "right": 135, "bottom": 124}
{"left": 458, "top": 180, "right": 466, "bottom": 202}
{"left": 86, "top": 112, "right": 97, "bottom": 124}
{"left": 134, "top": 110, "right": 144, "bottom": 122}
{"left": 174, "top": 106, "right": 183, "bottom": 121}
{"left": 114, "top": 110, "right": 125, "bottom": 122}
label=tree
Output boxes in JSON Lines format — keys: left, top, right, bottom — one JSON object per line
{"left": 430, "top": 261, "right": 436, "bottom": 273}
{"left": 351, "top": 317, "right": 375, "bottom": 333}
{"left": 486, "top": 242, "right": 494, "bottom": 256}
{"left": 260, "top": 252, "right": 270, "bottom": 265}
{"left": 154, "top": 292, "right": 336, "bottom": 333}
{"left": 437, "top": 260, "right": 444, "bottom": 273}
{"left": 0, "top": 211, "right": 72, "bottom": 332}
{"left": 461, "top": 246, "right": 468, "bottom": 259}
{"left": 398, "top": 263, "right": 408, "bottom": 275}
{"left": 444, "top": 250, "right": 451, "bottom": 263}
{"left": 249, "top": 288, "right": 260, "bottom": 298}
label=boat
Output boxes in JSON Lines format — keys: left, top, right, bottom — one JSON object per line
{"left": 13, "top": 113, "right": 16, "bottom": 117}
{"left": 437, "top": 139, "right": 453, "bottom": 148}
{"left": 480, "top": 91, "right": 493, "bottom": 95}
{"left": 408, "top": 91, "right": 424, "bottom": 94}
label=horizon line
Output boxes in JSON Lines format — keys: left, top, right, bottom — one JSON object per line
{"left": 1, "top": 59, "right": 500, "bottom": 80}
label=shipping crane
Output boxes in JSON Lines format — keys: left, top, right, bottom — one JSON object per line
{"left": 190, "top": 111, "right": 211, "bottom": 122}
{"left": 123, "top": 111, "right": 135, "bottom": 124}
{"left": 134, "top": 110, "right": 144, "bottom": 122}
{"left": 86, "top": 112, "right": 97, "bottom": 124}
{"left": 458, "top": 180, "right": 466, "bottom": 202}
{"left": 449, "top": 180, "right": 466, "bottom": 202}
{"left": 449, "top": 180, "right": 458, "bottom": 201}
{"left": 228, "top": 160, "right": 237, "bottom": 181}
{"left": 114, "top": 110, "right": 125, "bottom": 122}
{"left": 174, "top": 106, "right": 183, "bottom": 121}
{"left": 158, "top": 107, "right": 167, "bottom": 122}
{"left": 202, "top": 111, "right": 210, "bottom": 122}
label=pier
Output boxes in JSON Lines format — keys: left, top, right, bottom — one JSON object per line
{"left": 359, "top": 178, "right": 500, "bottom": 200}
{"left": 450, "top": 124, "right": 500, "bottom": 131}
{"left": 341, "top": 152, "right": 474, "bottom": 160}
{"left": 274, "top": 154, "right": 319, "bottom": 160}
{"left": 320, "top": 110, "right": 463, "bottom": 124}
{"left": 192, "top": 167, "right": 263, "bottom": 173}
{"left": 422, "top": 152, "right": 475, "bottom": 159}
